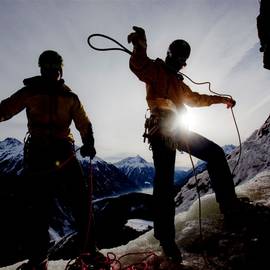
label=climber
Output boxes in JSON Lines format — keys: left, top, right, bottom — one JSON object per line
{"left": 128, "top": 26, "right": 244, "bottom": 263}
{"left": 257, "top": 0, "right": 270, "bottom": 69}
{"left": 0, "top": 50, "right": 97, "bottom": 270}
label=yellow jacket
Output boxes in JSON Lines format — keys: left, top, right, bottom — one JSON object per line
{"left": 129, "top": 48, "right": 225, "bottom": 112}
{"left": 0, "top": 76, "right": 92, "bottom": 143}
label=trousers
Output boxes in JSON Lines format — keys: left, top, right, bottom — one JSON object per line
{"left": 149, "top": 116, "right": 236, "bottom": 243}
{"left": 22, "top": 138, "right": 94, "bottom": 263}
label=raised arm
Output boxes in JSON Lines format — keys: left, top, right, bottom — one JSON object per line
{"left": 128, "top": 26, "right": 158, "bottom": 83}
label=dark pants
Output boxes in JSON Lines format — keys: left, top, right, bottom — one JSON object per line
{"left": 151, "top": 129, "right": 236, "bottom": 243}
{"left": 23, "top": 138, "right": 93, "bottom": 264}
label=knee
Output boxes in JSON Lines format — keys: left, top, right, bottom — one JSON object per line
{"left": 208, "top": 144, "right": 226, "bottom": 161}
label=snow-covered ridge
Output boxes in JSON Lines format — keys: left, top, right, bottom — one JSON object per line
{"left": 0, "top": 138, "right": 138, "bottom": 198}
{"left": 175, "top": 114, "right": 270, "bottom": 213}
{"left": 114, "top": 155, "right": 153, "bottom": 169}
{"left": 0, "top": 137, "right": 24, "bottom": 175}
{"left": 6, "top": 170, "right": 270, "bottom": 270}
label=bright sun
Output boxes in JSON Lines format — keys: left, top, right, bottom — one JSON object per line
{"left": 177, "top": 109, "right": 197, "bottom": 130}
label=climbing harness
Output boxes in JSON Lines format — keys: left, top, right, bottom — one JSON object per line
{"left": 23, "top": 132, "right": 82, "bottom": 176}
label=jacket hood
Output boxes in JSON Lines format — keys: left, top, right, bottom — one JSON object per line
{"left": 23, "top": 76, "right": 66, "bottom": 88}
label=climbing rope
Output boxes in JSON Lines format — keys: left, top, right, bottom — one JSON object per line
{"left": 88, "top": 34, "right": 132, "bottom": 55}
{"left": 65, "top": 250, "right": 159, "bottom": 270}
{"left": 179, "top": 72, "right": 242, "bottom": 177}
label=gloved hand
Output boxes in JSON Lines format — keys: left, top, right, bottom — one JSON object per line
{"left": 80, "top": 143, "right": 96, "bottom": 159}
{"left": 127, "top": 26, "right": 147, "bottom": 49}
{"left": 223, "top": 97, "right": 236, "bottom": 109}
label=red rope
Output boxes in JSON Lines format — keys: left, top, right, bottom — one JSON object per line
{"left": 107, "top": 251, "right": 159, "bottom": 270}
{"left": 83, "top": 157, "right": 94, "bottom": 252}
{"left": 64, "top": 157, "right": 160, "bottom": 270}
{"left": 65, "top": 250, "right": 159, "bottom": 270}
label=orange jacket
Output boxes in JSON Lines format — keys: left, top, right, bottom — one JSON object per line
{"left": 129, "top": 48, "right": 225, "bottom": 112}
{"left": 0, "top": 76, "right": 92, "bottom": 143}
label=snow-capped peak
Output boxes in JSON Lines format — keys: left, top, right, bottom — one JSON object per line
{"left": 114, "top": 155, "right": 152, "bottom": 169}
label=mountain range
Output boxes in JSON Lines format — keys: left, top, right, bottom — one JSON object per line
{"left": 114, "top": 155, "right": 189, "bottom": 188}
{"left": 0, "top": 138, "right": 191, "bottom": 195}
{"left": 0, "top": 113, "right": 269, "bottom": 268}
{"left": 0, "top": 138, "right": 138, "bottom": 199}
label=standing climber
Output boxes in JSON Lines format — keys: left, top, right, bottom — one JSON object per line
{"left": 0, "top": 50, "right": 96, "bottom": 270}
{"left": 128, "top": 26, "right": 243, "bottom": 262}
{"left": 257, "top": 0, "right": 270, "bottom": 69}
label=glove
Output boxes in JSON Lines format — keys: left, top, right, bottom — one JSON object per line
{"left": 80, "top": 143, "right": 96, "bottom": 159}
{"left": 223, "top": 97, "right": 236, "bottom": 109}
{"left": 127, "top": 26, "right": 147, "bottom": 49}
{"left": 80, "top": 123, "right": 96, "bottom": 159}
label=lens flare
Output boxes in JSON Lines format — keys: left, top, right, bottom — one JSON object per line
{"left": 177, "top": 110, "right": 195, "bottom": 130}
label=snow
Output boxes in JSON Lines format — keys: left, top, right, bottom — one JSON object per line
{"left": 126, "top": 219, "right": 153, "bottom": 232}
{"left": 0, "top": 138, "right": 24, "bottom": 175}
{"left": 3, "top": 169, "right": 270, "bottom": 270}
{"left": 114, "top": 155, "right": 153, "bottom": 169}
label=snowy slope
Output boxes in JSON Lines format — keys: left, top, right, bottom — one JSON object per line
{"left": 227, "top": 114, "right": 270, "bottom": 184}
{"left": 5, "top": 170, "right": 270, "bottom": 270}
{"left": 175, "top": 114, "right": 270, "bottom": 213}
{"left": 98, "top": 170, "right": 270, "bottom": 270}
{"left": 0, "top": 138, "right": 24, "bottom": 175}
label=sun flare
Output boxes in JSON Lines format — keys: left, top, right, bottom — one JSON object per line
{"left": 177, "top": 109, "right": 197, "bottom": 130}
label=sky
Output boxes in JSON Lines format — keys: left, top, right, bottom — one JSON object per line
{"left": 0, "top": 0, "right": 269, "bottom": 167}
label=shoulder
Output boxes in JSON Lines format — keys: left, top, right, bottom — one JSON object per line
{"left": 154, "top": 58, "right": 165, "bottom": 66}
{"left": 13, "top": 86, "right": 35, "bottom": 97}
{"left": 60, "top": 84, "right": 79, "bottom": 99}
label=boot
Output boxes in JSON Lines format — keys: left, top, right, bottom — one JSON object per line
{"left": 220, "top": 197, "right": 255, "bottom": 227}
{"left": 160, "top": 240, "right": 182, "bottom": 263}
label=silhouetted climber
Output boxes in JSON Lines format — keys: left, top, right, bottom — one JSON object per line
{"left": 128, "top": 26, "right": 247, "bottom": 263}
{"left": 0, "top": 50, "right": 96, "bottom": 270}
{"left": 257, "top": 0, "right": 270, "bottom": 69}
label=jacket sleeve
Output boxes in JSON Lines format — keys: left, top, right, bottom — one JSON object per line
{"left": 129, "top": 46, "right": 158, "bottom": 83}
{"left": 71, "top": 95, "right": 94, "bottom": 145}
{"left": 181, "top": 82, "right": 225, "bottom": 107}
{"left": 0, "top": 88, "right": 28, "bottom": 122}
